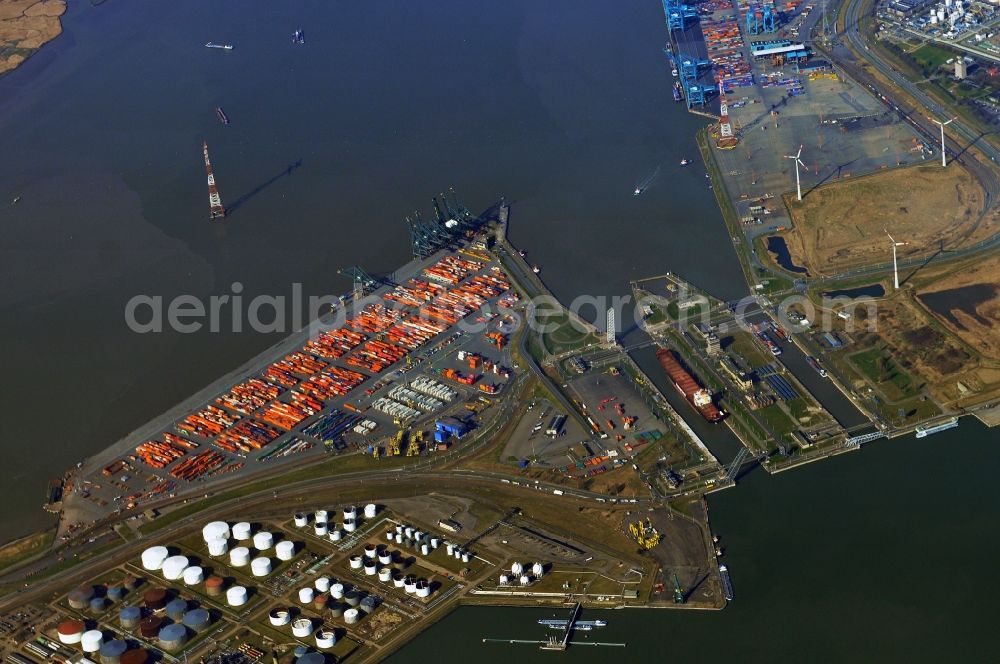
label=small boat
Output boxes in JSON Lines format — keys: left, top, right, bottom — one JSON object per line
{"left": 291, "top": 29, "right": 305, "bottom": 44}
{"left": 215, "top": 107, "right": 230, "bottom": 125}
{"left": 680, "top": 159, "right": 690, "bottom": 166}
{"left": 205, "top": 42, "right": 234, "bottom": 50}
{"left": 633, "top": 187, "right": 642, "bottom": 196}
{"left": 11, "top": 196, "right": 20, "bottom": 205}
{"left": 671, "top": 68, "right": 678, "bottom": 77}
{"left": 532, "top": 265, "right": 540, "bottom": 274}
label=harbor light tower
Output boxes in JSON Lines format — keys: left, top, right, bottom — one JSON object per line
{"left": 928, "top": 116, "right": 955, "bottom": 167}
{"left": 784, "top": 145, "right": 806, "bottom": 201}
{"left": 885, "top": 230, "right": 908, "bottom": 290}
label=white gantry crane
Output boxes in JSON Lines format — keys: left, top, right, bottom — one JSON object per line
{"left": 927, "top": 116, "right": 955, "bottom": 168}
{"left": 885, "top": 230, "right": 908, "bottom": 290}
{"left": 784, "top": 144, "right": 806, "bottom": 201}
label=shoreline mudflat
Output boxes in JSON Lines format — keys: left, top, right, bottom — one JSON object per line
{"left": 0, "top": 0, "right": 66, "bottom": 76}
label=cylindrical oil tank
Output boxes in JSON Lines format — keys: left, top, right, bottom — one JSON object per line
{"left": 202, "top": 521, "right": 230, "bottom": 543}
{"left": 343, "top": 519, "right": 356, "bottom": 533}
{"left": 344, "top": 591, "right": 361, "bottom": 607}
{"left": 205, "top": 576, "right": 225, "bottom": 596}
{"left": 394, "top": 524, "right": 404, "bottom": 534}
{"left": 385, "top": 530, "right": 394, "bottom": 542}
{"left": 510, "top": 562, "right": 523, "bottom": 575}
{"left": 415, "top": 581, "right": 431, "bottom": 598}
{"left": 291, "top": 618, "right": 312, "bottom": 639}
{"left": 182, "top": 608, "right": 210, "bottom": 632}
{"left": 122, "top": 576, "right": 139, "bottom": 591}
{"left": 68, "top": 586, "right": 95, "bottom": 609}
{"left": 499, "top": 574, "right": 510, "bottom": 585}
{"left": 453, "top": 549, "right": 461, "bottom": 560}
{"left": 330, "top": 583, "right": 344, "bottom": 599}
{"left": 360, "top": 596, "right": 377, "bottom": 612}
{"left": 120, "top": 650, "right": 149, "bottom": 664}
{"left": 315, "top": 629, "right": 336, "bottom": 649}
{"left": 298, "top": 587, "right": 314, "bottom": 604}
{"left": 119, "top": 606, "right": 141, "bottom": 630}
{"left": 420, "top": 544, "right": 429, "bottom": 556}
{"left": 363, "top": 563, "right": 377, "bottom": 576}
{"left": 293, "top": 513, "right": 308, "bottom": 527}
{"left": 378, "top": 568, "right": 392, "bottom": 582}
{"left": 232, "top": 522, "right": 252, "bottom": 541}
{"left": 57, "top": 620, "right": 85, "bottom": 645}
{"left": 252, "top": 531, "right": 274, "bottom": 551}
{"left": 313, "top": 522, "right": 328, "bottom": 537}
{"left": 100, "top": 639, "right": 128, "bottom": 664}
{"left": 140, "top": 547, "right": 168, "bottom": 571}
{"left": 394, "top": 533, "right": 402, "bottom": 544}
{"left": 327, "top": 603, "right": 343, "bottom": 618}
{"left": 275, "top": 540, "right": 295, "bottom": 561}
{"left": 106, "top": 586, "right": 124, "bottom": 602}
{"left": 81, "top": 630, "right": 104, "bottom": 653}
{"left": 138, "top": 616, "right": 163, "bottom": 639}
{"left": 183, "top": 566, "right": 204, "bottom": 586}
{"left": 363, "top": 544, "right": 377, "bottom": 559}
{"left": 206, "top": 538, "right": 228, "bottom": 557}
{"left": 520, "top": 575, "right": 530, "bottom": 586}
{"left": 226, "top": 586, "right": 248, "bottom": 607}
{"left": 230, "top": 546, "right": 250, "bottom": 567}
{"left": 314, "top": 509, "right": 328, "bottom": 524}
{"left": 403, "top": 578, "right": 416, "bottom": 594}
{"left": 404, "top": 538, "right": 414, "bottom": 550}
{"left": 165, "top": 599, "right": 187, "bottom": 621}
{"left": 349, "top": 556, "right": 362, "bottom": 569}
{"left": 413, "top": 531, "right": 424, "bottom": 542}
{"left": 312, "top": 593, "right": 327, "bottom": 611}
{"left": 404, "top": 527, "right": 413, "bottom": 539}
{"left": 314, "top": 577, "right": 331, "bottom": 593}
{"left": 297, "top": 653, "right": 324, "bottom": 664}
{"left": 161, "top": 555, "right": 189, "bottom": 581}
{"left": 251, "top": 557, "right": 272, "bottom": 577}
{"left": 143, "top": 588, "right": 167, "bottom": 611}
{"left": 378, "top": 552, "right": 391, "bottom": 565}
{"left": 446, "top": 543, "right": 454, "bottom": 556}
{"left": 343, "top": 506, "right": 357, "bottom": 521}
{"left": 392, "top": 574, "right": 404, "bottom": 588}
{"left": 461, "top": 552, "right": 470, "bottom": 563}
{"left": 430, "top": 537, "right": 440, "bottom": 548}
{"left": 157, "top": 623, "right": 187, "bottom": 651}
{"left": 90, "top": 597, "right": 106, "bottom": 613}
{"left": 269, "top": 608, "right": 291, "bottom": 626}
{"left": 532, "top": 562, "right": 544, "bottom": 577}
{"left": 329, "top": 530, "right": 342, "bottom": 542}
{"left": 363, "top": 503, "right": 377, "bottom": 519}
{"left": 343, "top": 608, "right": 360, "bottom": 625}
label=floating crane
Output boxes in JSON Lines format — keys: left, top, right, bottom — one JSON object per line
{"left": 203, "top": 141, "right": 226, "bottom": 219}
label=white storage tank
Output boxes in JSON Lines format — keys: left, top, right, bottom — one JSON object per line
{"left": 230, "top": 547, "right": 250, "bottom": 567}
{"left": 206, "top": 538, "right": 228, "bottom": 557}
{"left": 363, "top": 563, "right": 377, "bottom": 576}
{"left": 314, "top": 522, "right": 328, "bottom": 537}
{"left": 349, "top": 556, "right": 363, "bottom": 570}
{"left": 394, "top": 524, "right": 404, "bottom": 534}
{"left": 343, "top": 519, "right": 357, "bottom": 533}
{"left": 250, "top": 557, "right": 271, "bottom": 577}
{"left": 532, "top": 562, "right": 544, "bottom": 577}
{"left": 330, "top": 583, "right": 345, "bottom": 599}
{"left": 293, "top": 513, "right": 308, "bottom": 527}
{"left": 385, "top": 530, "right": 395, "bottom": 541}
{"left": 298, "top": 587, "right": 314, "bottom": 604}
{"left": 291, "top": 619, "right": 312, "bottom": 639}
{"left": 57, "top": 620, "right": 85, "bottom": 645}
{"left": 226, "top": 586, "right": 248, "bottom": 607}
{"left": 81, "top": 630, "right": 104, "bottom": 653}
{"left": 394, "top": 533, "right": 403, "bottom": 544}
{"left": 453, "top": 549, "right": 461, "bottom": 560}
{"left": 430, "top": 537, "right": 440, "bottom": 548}
{"left": 510, "top": 562, "right": 523, "bottom": 575}
{"left": 446, "top": 543, "right": 454, "bottom": 556}
{"left": 392, "top": 573, "right": 405, "bottom": 588}
{"left": 329, "top": 529, "right": 342, "bottom": 542}
{"left": 364, "top": 544, "right": 377, "bottom": 559}
{"left": 499, "top": 574, "right": 510, "bottom": 585}
{"left": 183, "top": 566, "right": 204, "bottom": 586}
{"left": 403, "top": 527, "right": 413, "bottom": 539}
{"left": 252, "top": 531, "right": 274, "bottom": 551}
{"left": 232, "top": 522, "right": 252, "bottom": 541}
{"left": 343, "top": 608, "right": 360, "bottom": 625}
{"left": 314, "top": 577, "right": 331, "bottom": 593}
{"left": 202, "top": 521, "right": 230, "bottom": 543}
{"left": 275, "top": 540, "right": 295, "bottom": 561}
{"left": 378, "top": 568, "right": 392, "bottom": 582}
{"left": 420, "top": 544, "right": 429, "bottom": 556}
{"left": 343, "top": 506, "right": 357, "bottom": 521}
{"left": 363, "top": 503, "right": 377, "bottom": 519}
{"left": 314, "top": 509, "right": 329, "bottom": 524}
{"left": 415, "top": 581, "right": 431, "bottom": 598}
{"left": 520, "top": 575, "right": 530, "bottom": 586}
{"left": 140, "top": 546, "right": 169, "bottom": 571}
{"left": 404, "top": 577, "right": 417, "bottom": 594}
{"left": 378, "top": 552, "right": 392, "bottom": 565}
{"left": 269, "top": 608, "right": 291, "bottom": 626}
{"left": 461, "top": 552, "right": 470, "bottom": 563}
{"left": 161, "top": 555, "right": 189, "bottom": 581}
{"left": 315, "top": 629, "right": 337, "bottom": 649}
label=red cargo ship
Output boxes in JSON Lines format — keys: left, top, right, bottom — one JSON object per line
{"left": 655, "top": 348, "right": 725, "bottom": 423}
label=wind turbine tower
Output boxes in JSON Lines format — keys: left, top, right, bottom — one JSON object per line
{"left": 784, "top": 145, "right": 805, "bottom": 201}
{"left": 928, "top": 116, "right": 954, "bottom": 168}
{"left": 885, "top": 230, "right": 908, "bottom": 290}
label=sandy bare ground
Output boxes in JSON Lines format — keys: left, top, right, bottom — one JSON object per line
{"left": 782, "top": 163, "right": 989, "bottom": 276}
{"left": 0, "top": 0, "right": 65, "bottom": 75}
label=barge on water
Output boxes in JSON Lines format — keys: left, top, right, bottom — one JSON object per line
{"left": 719, "top": 564, "right": 734, "bottom": 601}
{"left": 215, "top": 107, "right": 230, "bottom": 125}
{"left": 655, "top": 348, "right": 724, "bottom": 423}
{"left": 915, "top": 416, "right": 958, "bottom": 439}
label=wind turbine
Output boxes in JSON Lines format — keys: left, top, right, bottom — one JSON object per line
{"left": 784, "top": 145, "right": 805, "bottom": 201}
{"left": 885, "top": 230, "right": 908, "bottom": 290}
{"left": 928, "top": 116, "right": 955, "bottom": 167}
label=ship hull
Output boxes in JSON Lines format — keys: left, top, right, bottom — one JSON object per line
{"left": 656, "top": 348, "right": 724, "bottom": 423}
